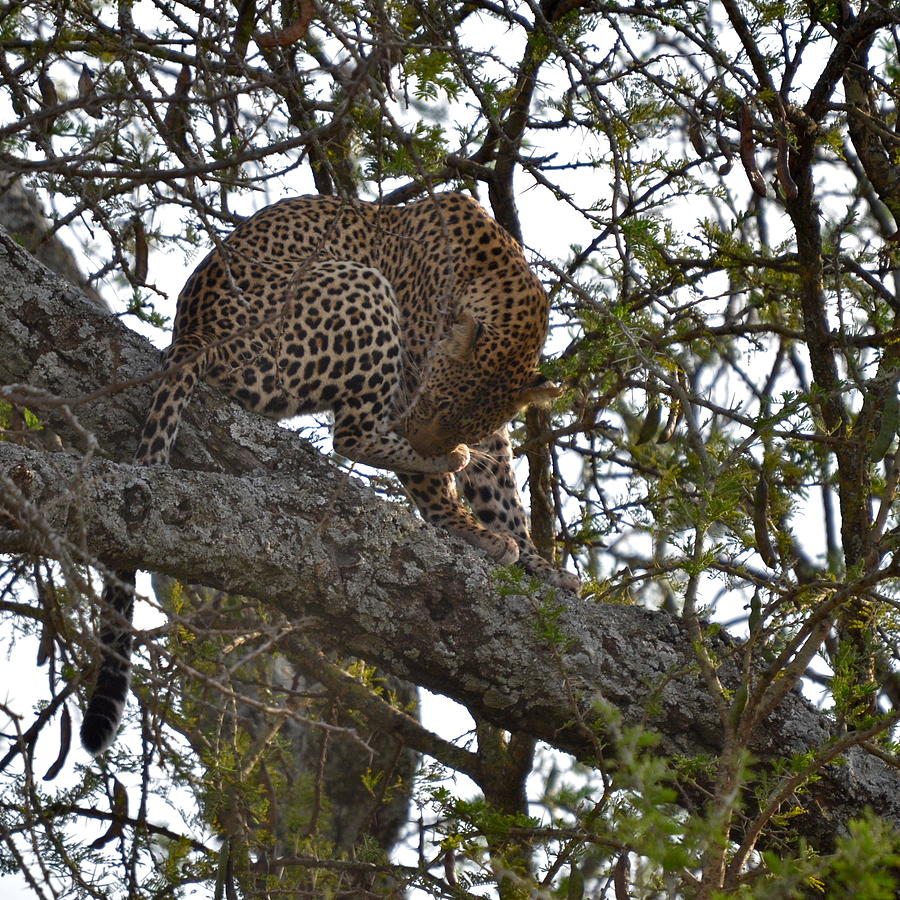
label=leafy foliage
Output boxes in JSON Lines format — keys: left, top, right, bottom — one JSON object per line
{"left": 3, "top": 0, "right": 900, "bottom": 897}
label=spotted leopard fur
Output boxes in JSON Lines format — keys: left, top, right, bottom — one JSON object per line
{"left": 81, "top": 192, "right": 580, "bottom": 754}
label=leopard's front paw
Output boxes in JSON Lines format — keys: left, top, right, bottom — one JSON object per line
{"left": 483, "top": 532, "right": 520, "bottom": 565}
{"left": 548, "top": 568, "right": 582, "bottom": 595}
{"left": 446, "top": 443, "right": 470, "bottom": 473}
{"left": 518, "top": 549, "right": 582, "bottom": 595}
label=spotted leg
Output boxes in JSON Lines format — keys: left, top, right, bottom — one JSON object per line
{"left": 456, "top": 426, "right": 581, "bottom": 593}
{"left": 397, "top": 470, "right": 520, "bottom": 564}
{"left": 201, "top": 259, "right": 471, "bottom": 478}
{"left": 333, "top": 412, "right": 470, "bottom": 475}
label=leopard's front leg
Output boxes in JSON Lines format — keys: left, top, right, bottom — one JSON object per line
{"left": 332, "top": 413, "right": 470, "bottom": 474}
{"left": 397, "top": 471, "right": 520, "bottom": 564}
{"left": 458, "top": 427, "right": 581, "bottom": 593}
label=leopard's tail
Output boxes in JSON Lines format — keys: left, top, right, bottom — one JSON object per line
{"left": 81, "top": 339, "right": 206, "bottom": 754}
{"left": 81, "top": 569, "right": 136, "bottom": 754}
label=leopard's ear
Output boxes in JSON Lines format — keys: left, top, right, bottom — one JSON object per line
{"left": 445, "top": 310, "right": 484, "bottom": 360}
{"left": 516, "top": 374, "right": 565, "bottom": 407}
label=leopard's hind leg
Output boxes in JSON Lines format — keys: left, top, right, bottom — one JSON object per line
{"left": 284, "top": 261, "right": 470, "bottom": 475}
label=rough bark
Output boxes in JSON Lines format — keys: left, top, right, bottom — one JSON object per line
{"left": 0, "top": 175, "right": 106, "bottom": 308}
{"left": 2, "top": 230, "right": 900, "bottom": 853}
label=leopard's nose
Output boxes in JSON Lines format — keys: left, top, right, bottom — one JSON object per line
{"left": 405, "top": 421, "right": 453, "bottom": 457}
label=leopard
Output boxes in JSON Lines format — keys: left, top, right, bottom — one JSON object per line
{"left": 81, "top": 191, "right": 581, "bottom": 755}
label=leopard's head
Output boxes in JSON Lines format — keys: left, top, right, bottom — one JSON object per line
{"left": 402, "top": 311, "right": 563, "bottom": 456}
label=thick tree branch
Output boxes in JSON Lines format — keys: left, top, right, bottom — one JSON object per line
{"left": 2, "top": 232, "right": 900, "bottom": 852}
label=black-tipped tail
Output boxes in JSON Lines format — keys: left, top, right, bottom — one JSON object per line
{"left": 81, "top": 570, "right": 136, "bottom": 755}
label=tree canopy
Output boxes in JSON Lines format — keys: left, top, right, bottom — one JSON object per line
{"left": 4, "top": 1, "right": 900, "bottom": 898}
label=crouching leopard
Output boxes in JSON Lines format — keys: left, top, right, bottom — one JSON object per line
{"left": 81, "top": 191, "right": 581, "bottom": 754}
